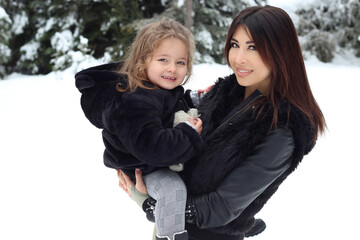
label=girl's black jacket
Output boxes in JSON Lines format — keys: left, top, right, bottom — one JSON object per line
{"left": 75, "top": 63, "right": 203, "bottom": 180}
{"left": 180, "top": 73, "right": 316, "bottom": 239}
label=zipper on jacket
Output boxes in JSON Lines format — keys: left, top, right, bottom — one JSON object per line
{"left": 215, "top": 93, "right": 263, "bottom": 132}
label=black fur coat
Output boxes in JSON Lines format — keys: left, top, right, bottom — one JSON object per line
{"left": 181, "top": 73, "right": 316, "bottom": 236}
{"left": 75, "top": 63, "right": 203, "bottom": 180}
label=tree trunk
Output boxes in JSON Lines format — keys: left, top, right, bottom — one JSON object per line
{"left": 184, "top": 0, "right": 193, "bottom": 30}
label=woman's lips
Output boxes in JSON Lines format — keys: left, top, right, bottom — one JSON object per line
{"left": 236, "top": 69, "right": 252, "bottom": 77}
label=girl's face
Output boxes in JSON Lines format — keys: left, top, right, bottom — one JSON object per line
{"left": 228, "top": 26, "right": 271, "bottom": 97}
{"left": 146, "top": 38, "right": 188, "bottom": 90}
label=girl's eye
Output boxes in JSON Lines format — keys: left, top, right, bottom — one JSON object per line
{"left": 230, "top": 42, "right": 239, "bottom": 48}
{"left": 249, "top": 45, "right": 257, "bottom": 51}
{"left": 158, "top": 58, "right": 167, "bottom": 62}
{"left": 177, "top": 61, "right": 186, "bottom": 65}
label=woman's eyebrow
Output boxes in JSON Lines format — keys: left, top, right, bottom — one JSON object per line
{"left": 231, "top": 38, "right": 255, "bottom": 44}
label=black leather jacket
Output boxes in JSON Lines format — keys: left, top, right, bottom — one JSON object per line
{"left": 188, "top": 127, "right": 294, "bottom": 229}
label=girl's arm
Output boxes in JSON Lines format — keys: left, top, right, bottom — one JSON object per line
{"left": 110, "top": 97, "right": 203, "bottom": 167}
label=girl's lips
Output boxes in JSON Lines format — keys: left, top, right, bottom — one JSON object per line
{"left": 162, "top": 76, "right": 177, "bottom": 81}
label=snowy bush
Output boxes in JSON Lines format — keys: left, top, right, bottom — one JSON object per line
{"left": 302, "top": 30, "right": 335, "bottom": 63}
{"left": 0, "top": 1, "right": 134, "bottom": 76}
{"left": 192, "top": 0, "right": 255, "bottom": 63}
{"left": 296, "top": 0, "right": 360, "bottom": 61}
{"left": 0, "top": 5, "right": 12, "bottom": 78}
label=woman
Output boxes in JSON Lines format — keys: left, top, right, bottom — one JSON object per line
{"left": 118, "top": 5, "right": 326, "bottom": 240}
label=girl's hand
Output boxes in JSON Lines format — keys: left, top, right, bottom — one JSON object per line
{"left": 189, "top": 116, "right": 203, "bottom": 135}
{"left": 117, "top": 169, "right": 148, "bottom": 198}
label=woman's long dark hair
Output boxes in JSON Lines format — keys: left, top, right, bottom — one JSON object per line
{"left": 224, "top": 5, "right": 326, "bottom": 141}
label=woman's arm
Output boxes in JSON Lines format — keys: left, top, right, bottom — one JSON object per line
{"left": 190, "top": 127, "right": 294, "bottom": 228}
{"left": 117, "top": 128, "right": 294, "bottom": 228}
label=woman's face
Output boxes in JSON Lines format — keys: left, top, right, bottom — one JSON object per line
{"left": 228, "top": 26, "right": 271, "bottom": 97}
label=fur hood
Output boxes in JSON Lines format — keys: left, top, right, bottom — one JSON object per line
{"left": 75, "top": 62, "right": 123, "bottom": 129}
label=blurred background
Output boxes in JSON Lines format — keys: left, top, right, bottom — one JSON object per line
{"left": 1, "top": 0, "right": 359, "bottom": 79}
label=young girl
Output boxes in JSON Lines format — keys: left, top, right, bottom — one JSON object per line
{"left": 75, "top": 19, "right": 202, "bottom": 240}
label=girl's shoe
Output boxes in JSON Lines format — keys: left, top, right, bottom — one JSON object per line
{"left": 245, "top": 219, "right": 266, "bottom": 237}
{"left": 156, "top": 230, "right": 188, "bottom": 240}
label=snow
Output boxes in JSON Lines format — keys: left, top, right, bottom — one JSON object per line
{"left": 268, "top": 0, "right": 317, "bottom": 10}
{"left": 51, "top": 30, "right": 74, "bottom": 53}
{"left": 196, "top": 29, "right": 214, "bottom": 50}
{"left": 0, "top": 6, "right": 11, "bottom": 23}
{"left": 267, "top": 0, "right": 318, "bottom": 23}
{"left": 0, "top": 43, "right": 11, "bottom": 58}
{"left": 19, "top": 40, "right": 40, "bottom": 61}
{"left": 1, "top": 53, "right": 360, "bottom": 240}
{"left": 11, "top": 11, "right": 28, "bottom": 35}
{"left": 1, "top": 0, "right": 359, "bottom": 239}
{"left": 177, "top": 0, "right": 185, "bottom": 7}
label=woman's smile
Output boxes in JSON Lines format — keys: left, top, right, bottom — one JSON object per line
{"left": 236, "top": 68, "right": 253, "bottom": 77}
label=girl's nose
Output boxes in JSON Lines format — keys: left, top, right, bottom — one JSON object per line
{"left": 167, "top": 63, "right": 176, "bottom": 73}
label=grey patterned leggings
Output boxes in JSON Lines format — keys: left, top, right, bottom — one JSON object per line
{"left": 143, "top": 168, "right": 187, "bottom": 238}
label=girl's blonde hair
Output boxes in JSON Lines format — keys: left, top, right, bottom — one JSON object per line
{"left": 117, "top": 19, "right": 195, "bottom": 92}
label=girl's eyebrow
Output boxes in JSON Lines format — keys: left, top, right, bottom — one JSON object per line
{"left": 155, "top": 54, "right": 187, "bottom": 60}
{"left": 155, "top": 54, "right": 170, "bottom": 58}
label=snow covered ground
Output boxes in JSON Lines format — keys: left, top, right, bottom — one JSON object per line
{"left": 1, "top": 53, "right": 360, "bottom": 240}
{"left": 1, "top": 1, "right": 360, "bottom": 239}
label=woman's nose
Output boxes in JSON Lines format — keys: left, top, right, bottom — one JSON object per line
{"left": 235, "top": 50, "right": 246, "bottom": 65}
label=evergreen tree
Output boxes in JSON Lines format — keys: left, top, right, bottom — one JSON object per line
{"left": 296, "top": 0, "right": 360, "bottom": 62}
{"left": 1, "top": 0, "right": 156, "bottom": 75}
{"left": 0, "top": 1, "right": 12, "bottom": 78}
{"left": 0, "top": 0, "right": 273, "bottom": 77}
{"left": 167, "top": 0, "right": 267, "bottom": 64}
{"left": 192, "top": 0, "right": 250, "bottom": 63}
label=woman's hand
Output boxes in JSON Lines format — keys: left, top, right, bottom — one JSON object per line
{"left": 117, "top": 169, "right": 148, "bottom": 198}
{"left": 198, "top": 84, "right": 214, "bottom": 98}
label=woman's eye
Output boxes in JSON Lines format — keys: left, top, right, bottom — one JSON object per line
{"left": 230, "top": 42, "right": 239, "bottom": 48}
{"left": 249, "top": 45, "right": 257, "bottom": 51}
